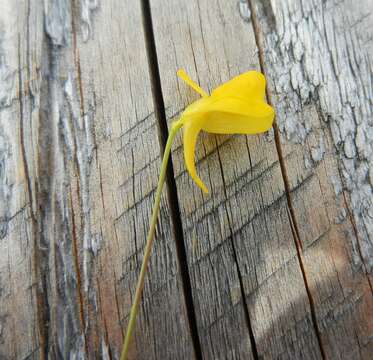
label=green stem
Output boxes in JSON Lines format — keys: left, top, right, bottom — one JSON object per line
{"left": 120, "top": 120, "right": 183, "bottom": 360}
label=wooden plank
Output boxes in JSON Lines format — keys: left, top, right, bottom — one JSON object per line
{"left": 0, "top": 1, "right": 43, "bottom": 358}
{"left": 251, "top": 0, "right": 373, "bottom": 358}
{"left": 1, "top": 0, "right": 195, "bottom": 358}
{"left": 71, "top": 0, "right": 194, "bottom": 357}
{"left": 4, "top": 1, "right": 372, "bottom": 358}
{"left": 150, "top": 0, "right": 323, "bottom": 358}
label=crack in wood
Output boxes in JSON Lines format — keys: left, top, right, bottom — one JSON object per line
{"left": 215, "top": 140, "right": 259, "bottom": 359}
{"left": 247, "top": 0, "right": 327, "bottom": 358}
{"left": 18, "top": 32, "right": 50, "bottom": 360}
{"left": 140, "top": 0, "right": 203, "bottom": 358}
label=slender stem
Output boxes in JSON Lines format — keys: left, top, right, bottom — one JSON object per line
{"left": 120, "top": 120, "right": 183, "bottom": 360}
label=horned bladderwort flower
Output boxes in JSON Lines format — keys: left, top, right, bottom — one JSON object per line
{"left": 121, "top": 70, "right": 275, "bottom": 359}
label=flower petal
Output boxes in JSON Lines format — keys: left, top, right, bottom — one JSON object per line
{"left": 201, "top": 98, "right": 275, "bottom": 134}
{"left": 211, "top": 71, "right": 266, "bottom": 101}
{"left": 182, "top": 118, "right": 209, "bottom": 193}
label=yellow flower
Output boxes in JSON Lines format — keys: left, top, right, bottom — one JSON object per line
{"left": 175, "top": 69, "right": 275, "bottom": 193}
{"left": 121, "top": 69, "right": 275, "bottom": 360}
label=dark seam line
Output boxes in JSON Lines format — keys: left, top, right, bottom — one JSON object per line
{"left": 247, "top": 1, "right": 326, "bottom": 358}
{"left": 140, "top": 0, "right": 203, "bottom": 358}
{"left": 70, "top": 1, "right": 89, "bottom": 353}
{"left": 215, "top": 142, "right": 259, "bottom": 360}
{"left": 69, "top": 192, "right": 88, "bottom": 344}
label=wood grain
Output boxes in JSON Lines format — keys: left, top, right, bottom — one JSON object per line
{"left": 72, "top": 1, "right": 194, "bottom": 357}
{"left": 251, "top": 0, "right": 373, "bottom": 358}
{"left": 1, "top": 0, "right": 372, "bottom": 358}
{"left": 150, "top": 0, "right": 325, "bottom": 358}
{"left": 0, "top": 0, "right": 44, "bottom": 358}
{"left": 1, "top": 0, "right": 194, "bottom": 358}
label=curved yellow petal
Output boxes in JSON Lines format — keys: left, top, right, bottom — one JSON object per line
{"left": 177, "top": 69, "right": 209, "bottom": 98}
{"left": 182, "top": 117, "right": 209, "bottom": 193}
{"left": 201, "top": 98, "right": 275, "bottom": 134}
{"left": 211, "top": 71, "right": 266, "bottom": 101}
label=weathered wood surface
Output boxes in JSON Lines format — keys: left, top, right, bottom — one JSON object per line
{"left": 0, "top": 0, "right": 372, "bottom": 359}
{"left": 0, "top": 1, "right": 41, "bottom": 358}
{"left": 151, "top": 0, "right": 322, "bottom": 358}
{"left": 1, "top": 0, "right": 194, "bottom": 358}
{"left": 251, "top": 0, "right": 373, "bottom": 358}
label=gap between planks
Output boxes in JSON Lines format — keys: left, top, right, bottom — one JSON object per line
{"left": 140, "top": 0, "right": 203, "bottom": 358}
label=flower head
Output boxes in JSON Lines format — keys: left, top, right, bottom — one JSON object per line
{"left": 176, "top": 69, "right": 275, "bottom": 193}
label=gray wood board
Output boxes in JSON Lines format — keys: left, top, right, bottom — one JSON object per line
{"left": 1, "top": 0, "right": 372, "bottom": 358}
{"left": 0, "top": 0, "right": 194, "bottom": 358}
{"left": 1, "top": 1, "right": 45, "bottom": 358}
{"left": 150, "top": 0, "right": 324, "bottom": 358}
{"left": 251, "top": 0, "right": 373, "bottom": 358}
